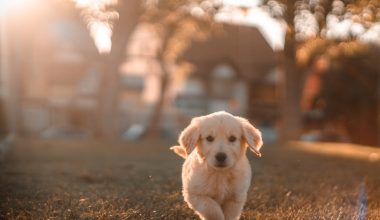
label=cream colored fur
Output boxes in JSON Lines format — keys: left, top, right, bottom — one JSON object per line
{"left": 170, "top": 111, "right": 263, "bottom": 220}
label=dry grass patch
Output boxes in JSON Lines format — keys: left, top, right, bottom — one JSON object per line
{"left": 0, "top": 138, "right": 379, "bottom": 219}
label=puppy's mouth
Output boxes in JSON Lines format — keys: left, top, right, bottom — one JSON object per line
{"left": 214, "top": 163, "right": 228, "bottom": 168}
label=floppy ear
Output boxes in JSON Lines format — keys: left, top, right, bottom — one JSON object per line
{"left": 179, "top": 118, "right": 200, "bottom": 155}
{"left": 170, "top": 145, "right": 188, "bottom": 159}
{"left": 236, "top": 117, "right": 263, "bottom": 157}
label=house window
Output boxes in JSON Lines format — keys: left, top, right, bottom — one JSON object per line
{"left": 176, "top": 78, "right": 206, "bottom": 108}
{"left": 210, "top": 64, "right": 236, "bottom": 99}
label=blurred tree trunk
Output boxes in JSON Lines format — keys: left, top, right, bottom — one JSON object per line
{"left": 145, "top": 27, "right": 174, "bottom": 138}
{"left": 0, "top": 12, "right": 16, "bottom": 135}
{"left": 278, "top": 4, "right": 302, "bottom": 141}
{"left": 98, "top": 1, "right": 142, "bottom": 138}
{"left": 142, "top": 5, "right": 215, "bottom": 138}
{"left": 146, "top": 60, "right": 170, "bottom": 138}
{"left": 378, "top": 71, "right": 380, "bottom": 146}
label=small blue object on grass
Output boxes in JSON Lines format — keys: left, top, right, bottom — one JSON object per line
{"left": 357, "top": 180, "right": 367, "bottom": 220}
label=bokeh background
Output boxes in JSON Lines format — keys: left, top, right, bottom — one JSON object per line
{"left": 0, "top": 0, "right": 380, "bottom": 219}
{"left": 1, "top": 0, "right": 380, "bottom": 145}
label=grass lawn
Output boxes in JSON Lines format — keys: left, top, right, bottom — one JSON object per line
{"left": 1, "top": 138, "right": 380, "bottom": 219}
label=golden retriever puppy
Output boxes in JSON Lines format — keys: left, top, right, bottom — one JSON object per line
{"left": 170, "top": 111, "right": 263, "bottom": 220}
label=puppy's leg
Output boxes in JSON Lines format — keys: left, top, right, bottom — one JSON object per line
{"left": 222, "top": 199, "right": 246, "bottom": 220}
{"left": 186, "top": 195, "right": 225, "bottom": 220}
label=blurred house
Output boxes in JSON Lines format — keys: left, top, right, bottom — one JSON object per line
{"left": 118, "top": 23, "right": 162, "bottom": 138}
{"left": 118, "top": 23, "right": 279, "bottom": 138}
{"left": 3, "top": 2, "right": 280, "bottom": 139}
{"left": 178, "top": 24, "right": 279, "bottom": 124}
{"left": 3, "top": 2, "right": 99, "bottom": 137}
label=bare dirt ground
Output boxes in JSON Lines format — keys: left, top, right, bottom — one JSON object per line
{"left": 0, "top": 138, "right": 380, "bottom": 219}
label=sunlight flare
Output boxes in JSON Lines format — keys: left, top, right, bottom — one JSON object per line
{"left": 73, "top": 0, "right": 119, "bottom": 54}
{"left": 292, "top": 141, "right": 380, "bottom": 162}
{"left": 214, "top": 5, "right": 286, "bottom": 50}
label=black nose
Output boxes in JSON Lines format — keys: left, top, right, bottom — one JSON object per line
{"left": 215, "top": 152, "right": 227, "bottom": 163}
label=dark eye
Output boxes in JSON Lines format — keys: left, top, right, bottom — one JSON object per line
{"left": 228, "top": 135, "right": 236, "bottom": 142}
{"left": 206, "top": 135, "right": 214, "bottom": 142}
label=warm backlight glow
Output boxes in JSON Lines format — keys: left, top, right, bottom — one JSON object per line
{"left": 292, "top": 141, "right": 380, "bottom": 162}
{"left": 0, "top": 0, "right": 38, "bottom": 11}
{"left": 214, "top": 0, "right": 286, "bottom": 51}
{"left": 73, "top": 0, "right": 118, "bottom": 54}
{"left": 90, "top": 22, "right": 112, "bottom": 54}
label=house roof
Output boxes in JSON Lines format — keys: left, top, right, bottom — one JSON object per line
{"left": 182, "top": 23, "right": 277, "bottom": 79}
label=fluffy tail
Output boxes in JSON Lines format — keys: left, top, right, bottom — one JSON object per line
{"left": 170, "top": 145, "right": 187, "bottom": 159}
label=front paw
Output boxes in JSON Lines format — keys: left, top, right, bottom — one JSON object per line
{"left": 222, "top": 200, "right": 245, "bottom": 220}
{"left": 185, "top": 195, "right": 225, "bottom": 220}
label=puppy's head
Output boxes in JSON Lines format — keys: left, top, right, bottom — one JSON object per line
{"left": 179, "top": 111, "right": 263, "bottom": 169}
